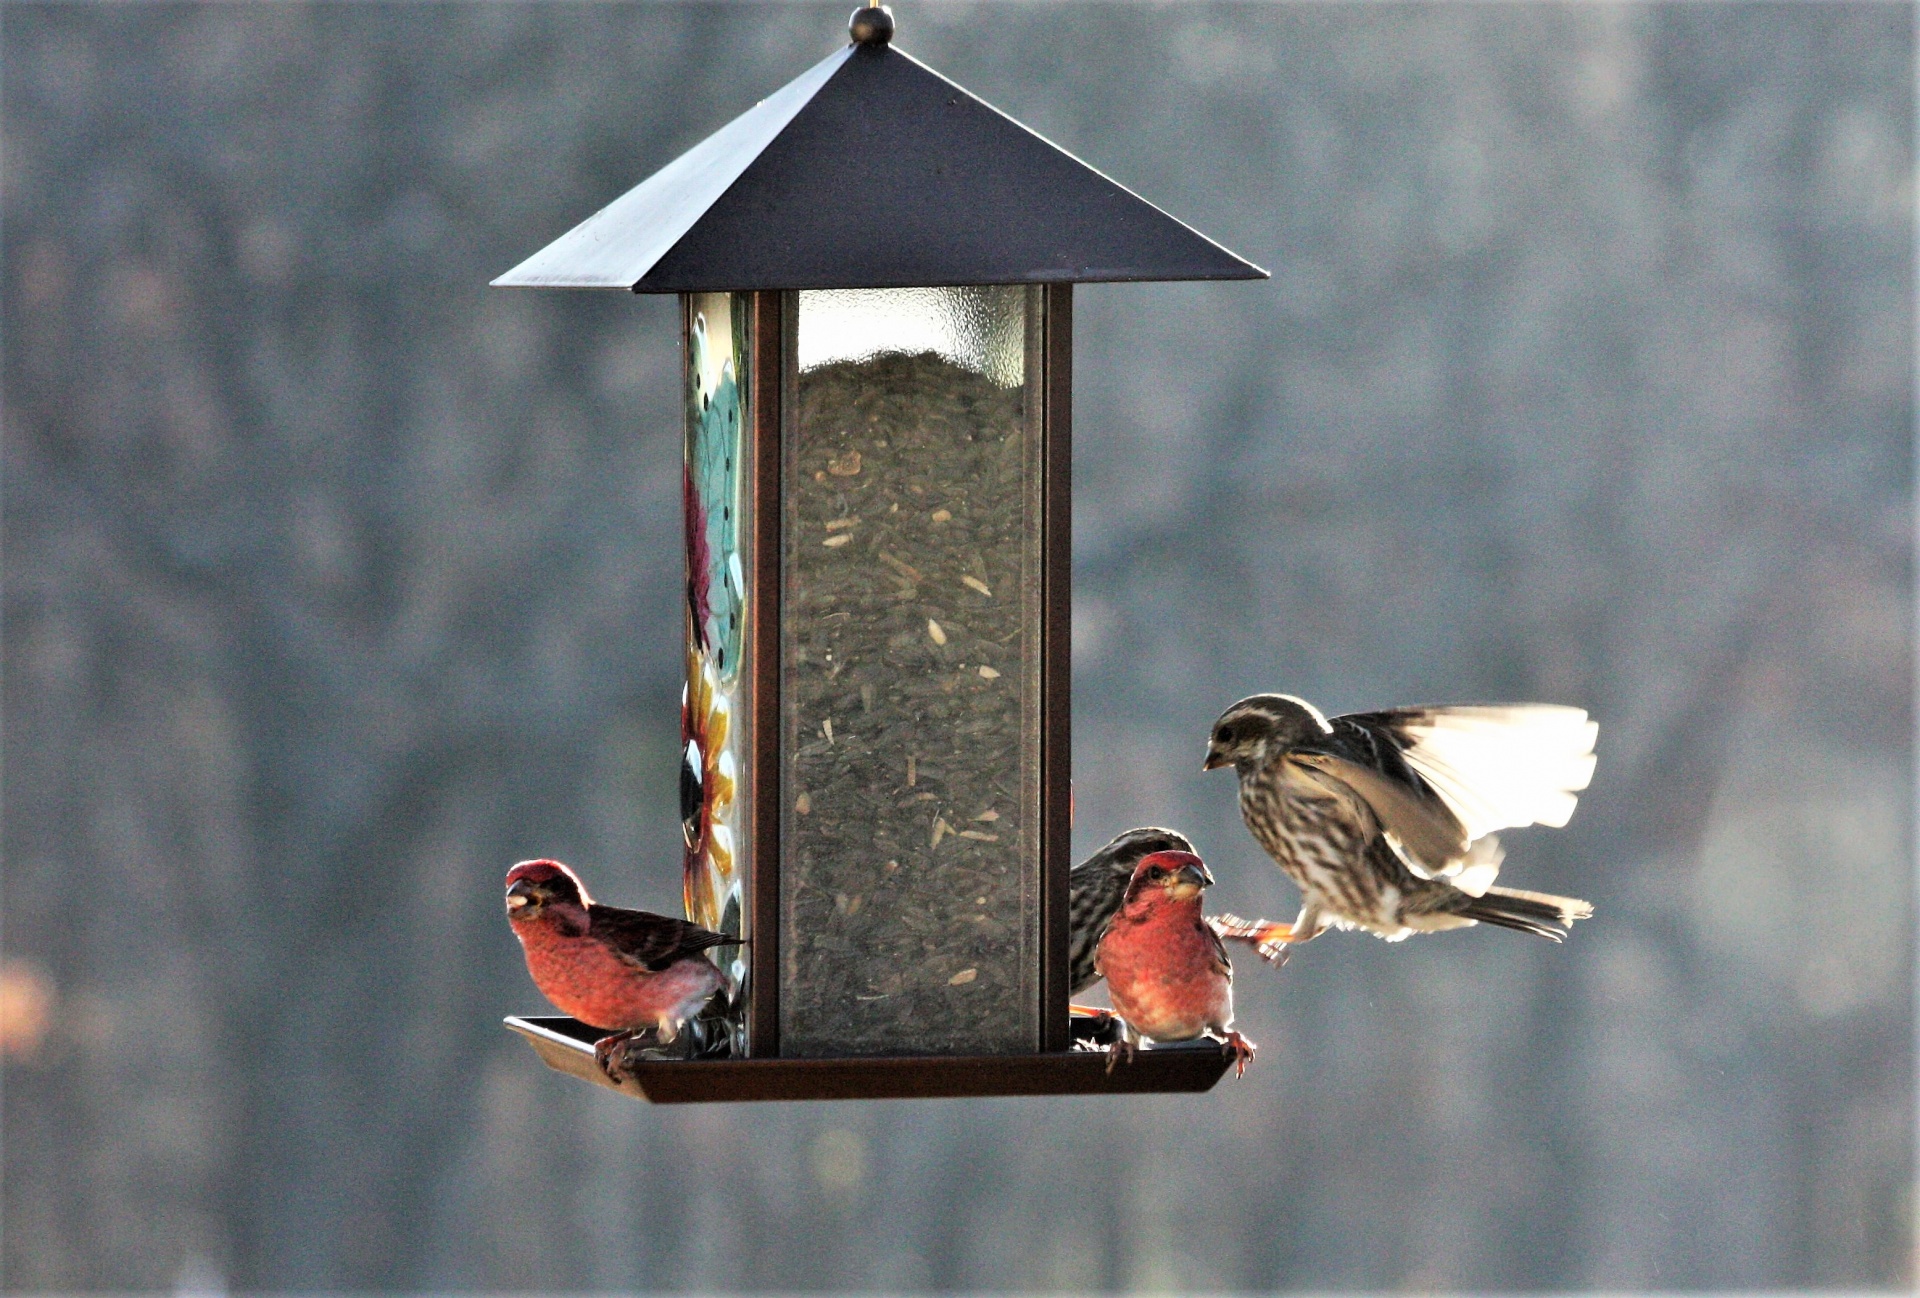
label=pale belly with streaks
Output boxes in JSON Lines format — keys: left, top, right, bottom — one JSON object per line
{"left": 1238, "top": 769, "right": 1415, "bottom": 936}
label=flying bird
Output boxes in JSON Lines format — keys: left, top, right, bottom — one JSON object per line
{"left": 1094, "top": 850, "right": 1256, "bottom": 1076}
{"left": 1068, "top": 826, "right": 1199, "bottom": 996}
{"left": 1204, "top": 695, "right": 1596, "bottom": 956}
{"left": 504, "top": 859, "right": 737, "bottom": 1078}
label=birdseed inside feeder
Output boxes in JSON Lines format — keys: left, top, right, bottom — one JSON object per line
{"left": 495, "top": 5, "right": 1265, "bottom": 1101}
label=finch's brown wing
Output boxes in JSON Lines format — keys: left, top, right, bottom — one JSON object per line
{"left": 1201, "top": 915, "right": 1233, "bottom": 982}
{"left": 1286, "top": 749, "right": 1470, "bottom": 875}
{"left": 588, "top": 903, "right": 735, "bottom": 972}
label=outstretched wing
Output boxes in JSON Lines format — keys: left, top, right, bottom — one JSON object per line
{"left": 589, "top": 903, "right": 737, "bottom": 972}
{"left": 1345, "top": 705, "right": 1598, "bottom": 842}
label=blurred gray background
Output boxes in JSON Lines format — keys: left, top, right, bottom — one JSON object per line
{"left": 4, "top": 1, "right": 1911, "bottom": 1291}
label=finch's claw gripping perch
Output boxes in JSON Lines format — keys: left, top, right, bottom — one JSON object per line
{"left": 593, "top": 1030, "right": 637, "bottom": 1082}
{"left": 593, "top": 1027, "right": 665, "bottom": 1082}
{"left": 1218, "top": 1029, "right": 1257, "bottom": 1078}
{"left": 1210, "top": 913, "right": 1296, "bottom": 966}
{"left": 1104, "top": 1029, "right": 1138, "bottom": 1075}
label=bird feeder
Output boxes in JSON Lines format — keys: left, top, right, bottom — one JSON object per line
{"left": 497, "top": 6, "right": 1264, "bottom": 1101}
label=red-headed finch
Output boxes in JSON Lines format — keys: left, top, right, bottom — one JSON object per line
{"left": 1205, "top": 695, "right": 1596, "bottom": 956}
{"left": 504, "top": 859, "right": 737, "bottom": 1078}
{"left": 1068, "top": 827, "right": 1198, "bottom": 996}
{"left": 1094, "top": 850, "right": 1255, "bottom": 1076}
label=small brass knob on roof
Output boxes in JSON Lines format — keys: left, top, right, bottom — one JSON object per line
{"left": 849, "top": 5, "right": 895, "bottom": 46}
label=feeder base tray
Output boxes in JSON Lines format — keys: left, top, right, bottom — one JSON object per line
{"left": 504, "top": 1015, "right": 1237, "bottom": 1102}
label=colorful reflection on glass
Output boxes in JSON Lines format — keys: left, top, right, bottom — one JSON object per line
{"left": 682, "top": 292, "right": 751, "bottom": 1053}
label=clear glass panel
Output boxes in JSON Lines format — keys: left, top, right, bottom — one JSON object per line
{"left": 782, "top": 285, "right": 1043, "bottom": 1056}
{"left": 682, "top": 291, "right": 751, "bottom": 1056}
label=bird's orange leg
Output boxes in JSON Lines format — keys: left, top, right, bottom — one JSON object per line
{"left": 1218, "top": 1029, "right": 1257, "bottom": 1078}
{"left": 1209, "top": 914, "right": 1301, "bottom": 966}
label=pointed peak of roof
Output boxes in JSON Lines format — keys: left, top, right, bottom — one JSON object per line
{"left": 496, "top": 39, "right": 1265, "bottom": 293}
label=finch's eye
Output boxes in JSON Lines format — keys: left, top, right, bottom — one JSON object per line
{"left": 1146, "top": 866, "right": 1165, "bottom": 879}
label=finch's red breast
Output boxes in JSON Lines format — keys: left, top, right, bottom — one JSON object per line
{"left": 1097, "top": 850, "right": 1234, "bottom": 1043}
{"left": 512, "top": 914, "right": 720, "bottom": 1032}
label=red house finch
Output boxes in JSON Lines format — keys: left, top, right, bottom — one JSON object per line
{"left": 504, "top": 859, "right": 736, "bottom": 1077}
{"left": 1204, "top": 695, "right": 1596, "bottom": 957}
{"left": 1068, "top": 826, "right": 1197, "bottom": 996}
{"left": 1094, "top": 850, "right": 1255, "bottom": 1076}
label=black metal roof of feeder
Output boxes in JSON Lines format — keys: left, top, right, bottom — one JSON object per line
{"left": 492, "top": 11, "right": 1266, "bottom": 292}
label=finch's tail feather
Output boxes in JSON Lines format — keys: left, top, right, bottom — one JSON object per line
{"left": 1457, "top": 885, "right": 1592, "bottom": 940}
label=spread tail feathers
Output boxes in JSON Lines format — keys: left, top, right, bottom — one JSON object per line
{"left": 1457, "top": 885, "right": 1593, "bottom": 941}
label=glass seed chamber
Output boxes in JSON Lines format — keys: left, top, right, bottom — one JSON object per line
{"left": 783, "top": 286, "right": 1043, "bottom": 1057}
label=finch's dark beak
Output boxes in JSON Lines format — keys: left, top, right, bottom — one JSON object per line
{"left": 1178, "top": 861, "right": 1215, "bottom": 888}
{"left": 1202, "top": 749, "right": 1228, "bottom": 772}
{"left": 505, "top": 880, "right": 536, "bottom": 911}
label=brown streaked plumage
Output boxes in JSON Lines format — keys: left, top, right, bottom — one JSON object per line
{"left": 1204, "top": 694, "right": 1596, "bottom": 955}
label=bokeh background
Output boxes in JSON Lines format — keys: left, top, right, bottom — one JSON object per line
{"left": 4, "top": 1, "right": 1912, "bottom": 1291}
